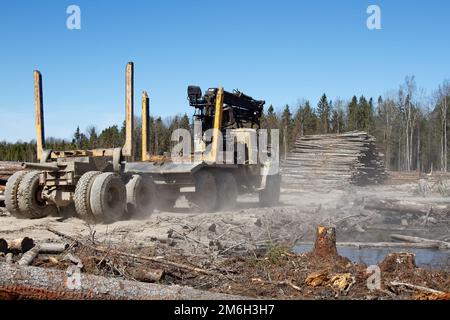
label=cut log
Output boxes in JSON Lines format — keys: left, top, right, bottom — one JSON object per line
{"left": 0, "top": 161, "right": 23, "bottom": 185}
{"left": 39, "top": 243, "right": 69, "bottom": 253}
{"left": 18, "top": 245, "right": 40, "bottom": 266}
{"left": 0, "top": 262, "right": 245, "bottom": 300}
{"left": 365, "top": 225, "right": 428, "bottom": 232}
{"left": 364, "top": 199, "right": 450, "bottom": 216}
{"left": 390, "top": 234, "right": 450, "bottom": 249}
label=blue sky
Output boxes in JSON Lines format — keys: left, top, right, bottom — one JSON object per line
{"left": 0, "top": 0, "right": 449, "bottom": 142}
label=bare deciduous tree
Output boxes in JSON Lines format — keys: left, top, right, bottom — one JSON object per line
{"left": 436, "top": 80, "right": 450, "bottom": 171}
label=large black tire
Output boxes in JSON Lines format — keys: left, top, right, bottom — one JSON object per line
{"left": 17, "top": 171, "right": 57, "bottom": 218}
{"left": 259, "top": 174, "right": 281, "bottom": 207}
{"left": 4, "top": 170, "right": 27, "bottom": 218}
{"left": 74, "top": 171, "right": 101, "bottom": 220}
{"left": 90, "top": 172, "right": 126, "bottom": 222}
{"left": 215, "top": 172, "right": 238, "bottom": 211}
{"left": 126, "top": 174, "right": 155, "bottom": 218}
{"left": 188, "top": 170, "right": 218, "bottom": 212}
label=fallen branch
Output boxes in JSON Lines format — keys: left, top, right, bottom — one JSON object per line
{"left": 333, "top": 214, "right": 363, "bottom": 224}
{"left": 220, "top": 241, "right": 246, "bottom": 255}
{"left": 214, "top": 226, "right": 239, "bottom": 241}
{"left": 46, "top": 228, "right": 216, "bottom": 276}
{"left": 278, "top": 280, "right": 302, "bottom": 292}
{"left": 390, "top": 281, "right": 445, "bottom": 295}
{"left": 252, "top": 278, "right": 302, "bottom": 292}
{"left": 18, "top": 245, "right": 40, "bottom": 266}
{"left": 169, "top": 228, "right": 209, "bottom": 248}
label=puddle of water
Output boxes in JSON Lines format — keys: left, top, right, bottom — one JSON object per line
{"left": 294, "top": 244, "right": 450, "bottom": 270}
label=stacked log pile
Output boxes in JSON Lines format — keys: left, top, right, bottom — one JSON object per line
{"left": 281, "top": 131, "right": 387, "bottom": 189}
{"left": 0, "top": 161, "right": 22, "bottom": 184}
{"left": 0, "top": 162, "right": 22, "bottom": 204}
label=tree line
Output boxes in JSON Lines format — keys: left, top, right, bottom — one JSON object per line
{"left": 1, "top": 76, "right": 450, "bottom": 172}
{"left": 265, "top": 76, "right": 450, "bottom": 172}
{"left": 0, "top": 114, "right": 190, "bottom": 162}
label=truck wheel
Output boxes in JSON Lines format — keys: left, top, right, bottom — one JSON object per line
{"left": 74, "top": 171, "right": 101, "bottom": 220}
{"left": 259, "top": 174, "right": 281, "bottom": 207}
{"left": 188, "top": 170, "right": 217, "bottom": 212}
{"left": 17, "top": 171, "right": 57, "bottom": 218}
{"left": 5, "top": 171, "right": 27, "bottom": 218}
{"left": 90, "top": 172, "right": 126, "bottom": 222}
{"left": 215, "top": 172, "right": 238, "bottom": 211}
{"left": 126, "top": 174, "right": 155, "bottom": 218}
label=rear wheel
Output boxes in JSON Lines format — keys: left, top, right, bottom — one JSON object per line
{"left": 259, "top": 174, "right": 281, "bottom": 207}
{"left": 126, "top": 174, "right": 155, "bottom": 218}
{"left": 17, "top": 171, "right": 57, "bottom": 218}
{"left": 5, "top": 171, "right": 27, "bottom": 218}
{"left": 188, "top": 170, "right": 217, "bottom": 212}
{"left": 215, "top": 172, "right": 238, "bottom": 211}
{"left": 90, "top": 173, "right": 126, "bottom": 222}
{"left": 74, "top": 171, "right": 101, "bottom": 220}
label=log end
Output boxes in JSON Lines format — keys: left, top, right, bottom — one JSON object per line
{"left": 0, "top": 239, "right": 7, "bottom": 254}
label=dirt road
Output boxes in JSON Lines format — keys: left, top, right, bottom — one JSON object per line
{"left": 1, "top": 182, "right": 448, "bottom": 254}
{"left": 1, "top": 181, "right": 449, "bottom": 299}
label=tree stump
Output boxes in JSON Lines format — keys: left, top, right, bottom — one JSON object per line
{"left": 312, "top": 226, "right": 338, "bottom": 257}
{"left": 379, "top": 252, "right": 416, "bottom": 273}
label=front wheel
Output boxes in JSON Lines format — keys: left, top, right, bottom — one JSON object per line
{"left": 187, "top": 170, "right": 218, "bottom": 212}
{"left": 126, "top": 174, "right": 156, "bottom": 218}
{"left": 215, "top": 172, "right": 238, "bottom": 211}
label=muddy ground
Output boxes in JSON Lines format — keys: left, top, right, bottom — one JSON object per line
{"left": 0, "top": 181, "right": 449, "bottom": 299}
